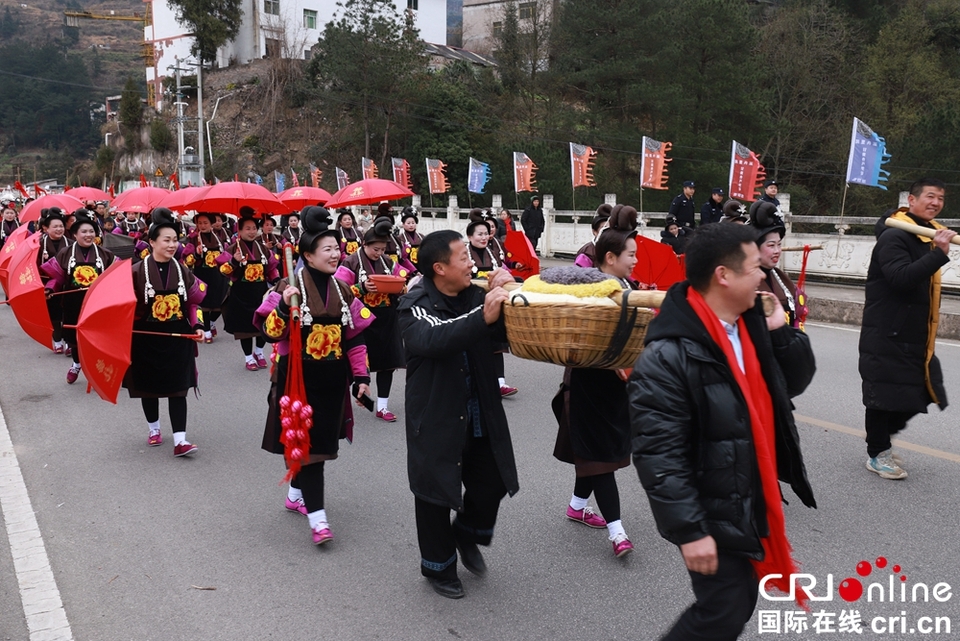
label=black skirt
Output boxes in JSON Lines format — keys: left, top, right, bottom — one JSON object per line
{"left": 60, "top": 289, "right": 88, "bottom": 344}
{"left": 193, "top": 264, "right": 229, "bottom": 311}
{"left": 223, "top": 280, "right": 268, "bottom": 338}
{"left": 552, "top": 368, "right": 632, "bottom": 471}
{"left": 124, "top": 317, "right": 198, "bottom": 398}
{"left": 364, "top": 305, "right": 405, "bottom": 372}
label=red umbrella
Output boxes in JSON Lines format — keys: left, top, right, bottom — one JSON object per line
{"left": 278, "top": 186, "right": 332, "bottom": 210}
{"left": 19, "top": 194, "right": 85, "bottom": 224}
{"left": 504, "top": 230, "right": 539, "bottom": 281}
{"left": 0, "top": 225, "right": 34, "bottom": 294}
{"left": 186, "top": 182, "right": 290, "bottom": 216}
{"left": 158, "top": 186, "right": 210, "bottom": 213}
{"left": 68, "top": 186, "right": 112, "bottom": 202}
{"left": 632, "top": 234, "right": 684, "bottom": 289}
{"left": 323, "top": 178, "right": 413, "bottom": 209}
{"left": 5, "top": 242, "right": 53, "bottom": 350}
{"left": 111, "top": 187, "right": 170, "bottom": 214}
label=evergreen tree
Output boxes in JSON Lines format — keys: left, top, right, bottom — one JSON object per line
{"left": 167, "top": 0, "right": 243, "bottom": 63}
{"left": 119, "top": 77, "right": 145, "bottom": 151}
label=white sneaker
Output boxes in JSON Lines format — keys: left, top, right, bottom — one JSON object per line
{"left": 866, "top": 449, "right": 907, "bottom": 480}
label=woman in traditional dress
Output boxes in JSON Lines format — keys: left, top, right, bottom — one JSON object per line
{"left": 552, "top": 205, "right": 639, "bottom": 558}
{"left": 281, "top": 212, "right": 302, "bottom": 257}
{"left": 37, "top": 208, "right": 70, "bottom": 354}
{"left": 258, "top": 216, "right": 282, "bottom": 261}
{"left": 185, "top": 213, "right": 229, "bottom": 343}
{"left": 123, "top": 208, "right": 206, "bottom": 455}
{"left": 213, "top": 214, "right": 233, "bottom": 242}
{"left": 255, "top": 206, "right": 373, "bottom": 545}
{"left": 336, "top": 210, "right": 361, "bottom": 259}
{"left": 113, "top": 210, "right": 146, "bottom": 238}
{"left": 335, "top": 216, "right": 407, "bottom": 422}
{"left": 466, "top": 219, "right": 519, "bottom": 397}
{"left": 0, "top": 204, "right": 19, "bottom": 249}
{"left": 395, "top": 207, "right": 423, "bottom": 273}
{"left": 574, "top": 204, "right": 612, "bottom": 268}
{"left": 750, "top": 201, "right": 800, "bottom": 328}
{"left": 216, "top": 207, "right": 280, "bottom": 370}
{"left": 42, "top": 210, "right": 116, "bottom": 384}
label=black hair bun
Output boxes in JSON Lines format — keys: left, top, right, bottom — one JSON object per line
{"left": 468, "top": 208, "right": 484, "bottom": 223}
{"left": 749, "top": 201, "right": 781, "bottom": 228}
{"left": 595, "top": 203, "right": 613, "bottom": 218}
{"left": 301, "top": 206, "right": 333, "bottom": 234}
{"left": 373, "top": 216, "right": 393, "bottom": 237}
{"left": 608, "top": 205, "right": 638, "bottom": 232}
{"left": 150, "top": 207, "right": 177, "bottom": 227}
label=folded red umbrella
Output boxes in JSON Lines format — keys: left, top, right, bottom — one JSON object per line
{"left": 19, "top": 194, "right": 85, "bottom": 223}
{"left": 186, "top": 182, "right": 290, "bottom": 216}
{"left": 158, "top": 186, "right": 210, "bottom": 213}
{"left": 68, "top": 259, "right": 136, "bottom": 403}
{"left": 0, "top": 225, "right": 34, "bottom": 294}
{"left": 632, "top": 234, "right": 684, "bottom": 290}
{"left": 504, "top": 230, "right": 539, "bottom": 281}
{"left": 323, "top": 178, "right": 413, "bottom": 209}
{"left": 68, "top": 186, "right": 112, "bottom": 202}
{"left": 111, "top": 187, "right": 170, "bottom": 214}
{"left": 278, "top": 186, "right": 332, "bottom": 210}
{"left": 5, "top": 241, "right": 53, "bottom": 350}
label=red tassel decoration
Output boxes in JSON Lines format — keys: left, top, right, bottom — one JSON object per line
{"left": 279, "top": 243, "right": 312, "bottom": 481}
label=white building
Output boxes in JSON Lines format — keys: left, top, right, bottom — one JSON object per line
{"left": 146, "top": 0, "right": 447, "bottom": 109}
{"left": 462, "top": 0, "right": 553, "bottom": 57}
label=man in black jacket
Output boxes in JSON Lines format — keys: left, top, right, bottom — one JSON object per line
{"left": 668, "top": 180, "right": 697, "bottom": 230}
{"left": 628, "top": 223, "right": 816, "bottom": 641}
{"left": 397, "top": 230, "right": 519, "bottom": 600}
{"left": 520, "top": 195, "right": 544, "bottom": 254}
{"left": 700, "top": 187, "right": 725, "bottom": 225}
{"left": 859, "top": 178, "right": 955, "bottom": 480}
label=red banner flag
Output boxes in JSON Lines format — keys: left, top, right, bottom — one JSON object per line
{"left": 108, "top": 183, "right": 116, "bottom": 198}
{"left": 728, "top": 141, "right": 766, "bottom": 202}
{"left": 309, "top": 163, "right": 322, "bottom": 188}
{"left": 13, "top": 181, "right": 29, "bottom": 198}
{"left": 361, "top": 158, "right": 379, "bottom": 180}
{"left": 169, "top": 172, "right": 180, "bottom": 191}
{"left": 570, "top": 143, "right": 597, "bottom": 188}
{"left": 392, "top": 158, "right": 412, "bottom": 190}
{"left": 291, "top": 169, "right": 300, "bottom": 187}
{"left": 513, "top": 152, "right": 537, "bottom": 193}
{"left": 425, "top": 158, "right": 449, "bottom": 194}
{"left": 140, "top": 174, "right": 148, "bottom": 187}
{"left": 33, "top": 183, "right": 47, "bottom": 198}
{"left": 640, "top": 137, "right": 672, "bottom": 190}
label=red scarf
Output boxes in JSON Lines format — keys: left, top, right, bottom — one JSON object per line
{"left": 686, "top": 287, "right": 806, "bottom": 609}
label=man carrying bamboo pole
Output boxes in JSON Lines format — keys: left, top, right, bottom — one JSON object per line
{"left": 859, "top": 177, "right": 956, "bottom": 480}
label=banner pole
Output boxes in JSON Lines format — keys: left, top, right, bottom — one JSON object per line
{"left": 468, "top": 191, "right": 472, "bottom": 209}
{"left": 839, "top": 182, "right": 849, "bottom": 221}
{"left": 572, "top": 186, "right": 577, "bottom": 216}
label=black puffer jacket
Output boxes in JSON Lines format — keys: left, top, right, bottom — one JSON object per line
{"left": 859, "top": 211, "right": 949, "bottom": 413}
{"left": 628, "top": 283, "right": 816, "bottom": 557}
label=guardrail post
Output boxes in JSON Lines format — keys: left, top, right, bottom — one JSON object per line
{"left": 447, "top": 195, "right": 458, "bottom": 230}
{"left": 543, "top": 194, "right": 554, "bottom": 257}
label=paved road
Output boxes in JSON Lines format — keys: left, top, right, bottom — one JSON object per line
{"left": 2, "top": 307, "right": 960, "bottom": 640}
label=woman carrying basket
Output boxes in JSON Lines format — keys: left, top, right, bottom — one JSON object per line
{"left": 552, "top": 205, "right": 640, "bottom": 558}
{"left": 255, "top": 206, "right": 373, "bottom": 545}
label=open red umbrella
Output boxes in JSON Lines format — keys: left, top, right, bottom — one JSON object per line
{"left": 278, "top": 186, "right": 332, "bottom": 210}
{"left": 158, "top": 186, "right": 210, "bottom": 212}
{"left": 632, "top": 234, "right": 684, "bottom": 289}
{"left": 0, "top": 225, "right": 34, "bottom": 294}
{"left": 186, "top": 182, "right": 290, "bottom": 216}
{"left": 504, "top": 230, "right": 539, "bottom": 281}
{"left": 323, "top": 178, "right": 413, "bottom": 209}
{"left": 68, "top": 186, "right": 112, "bottom": 202}
{"left": 19, "top": 194, "right": 85, "bottom": 224}
{"left": 5, "top": 242, "right": 53, "bottom": 350}
{"left": 111, "top": 187, "right": 170, "bottom": 214}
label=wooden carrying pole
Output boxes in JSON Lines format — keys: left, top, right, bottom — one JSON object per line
{"left": 781, "top": 245, "right": 824, "bottom": 252}
{"left": 884, "top": 217, "right": 960, "bottom": 244}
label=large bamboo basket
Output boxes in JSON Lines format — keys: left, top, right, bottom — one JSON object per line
{"left": 502, "top": 292, "right": 655, "bottom": 369}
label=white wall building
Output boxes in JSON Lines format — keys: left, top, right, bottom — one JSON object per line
{"left": 462, "top": 0, "right": 553, "bottom": 57}
{"left": 146, "top": 0, "right": 447, "bottom": 109}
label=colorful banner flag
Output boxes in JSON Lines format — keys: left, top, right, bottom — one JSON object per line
{"left": 845, "top": 118, "right": 891, "bottom": 190}
{"left": 309, "top": 163, "right": 322, "bottom": 188}
{"left": 391, "top": 158, "right": 413, "bottom": 190}
{"left": 139, "top": 174, "right": 148, "bottom": 188}
{"left": 426, "top": 158, "right": 449, "bottom": 194}
{"left": 640, "top": 137, "right": 672, "bottom": 190}
{"left": 570, "top": 143, "right": 597, "bottom": 188}
{"left": 274, "top": 170, "right": 285, "bottom": 192}
{"left": 169, "top": 172, "right": 180, "bottom": 190}
{"left": 336, "top": 167, "right": 350, "bottom": 191}
{"left": 291, "top": 168, "right": 300, "bottom": 188}
{"left": 513, "top": 152, "right": 537, "bottom": 193}
{"left": 254, "top": 174, "right": 263, "bottom": 185}
{"left": 362, "top": 157, "right": 379, "bottom": 180}
{"left": 468, "top": 157, "right": 492, "bottom": 194}
{"left": 728, "top": 141, "right": 766, "bottom": 202}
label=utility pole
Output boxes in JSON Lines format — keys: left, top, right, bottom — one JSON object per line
{"left": 168, "top": 56, "right": 203, "bottom": 187}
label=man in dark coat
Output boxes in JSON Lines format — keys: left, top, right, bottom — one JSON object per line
{"left": 758, "top": 179, "right": 781, "bottom": 208}
{"left": 397, "top": 229, "right": 519, "bottom": 600}
{"left": 628, "top": 223, "right": 816, "bottom": 641}
{"left": 700, "top": 187, "right": 725, "bottom": 225}
{"left": 859, "top": 177, "right": 955, "bottom": 480}
{"left": 668, "top": 180, "right": 697, "bottom": 230}
{"left": 520, "top": 195, "right": 544, "bottom": 254}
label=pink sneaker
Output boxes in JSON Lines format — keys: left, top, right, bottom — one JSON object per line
{"left": 245, "top": 361, "right": 259, "bottom": 371}
{"left": 612, "top": 534, "right": 634, "bottom": 558}
{"left": 566, "top": 505, "right": 607, "bottom": 529}
{"left": 312, "top": 525, "right": 334, "bottom": 545}
{"left": 148, "top": 432, "right": 163, "bottom": 446}
{"left": 54, "top": 343, "right": 64, "bottom": 354}
{"left": 66, "top": 367, "right": 80, "bottom": 384}
{"left": 376, "top": 409, "right": 397, "bottom": 422}
{"left": 64, "top": 346, "right": 72, "bottom": 357}
{"left": 255, "top": 354, "right": 268, "bottom": 369}
{"left": 285, "top": 497, "right": 307, "bottom": 516}
{"left": 173, "top": 442, "right": 198, "bottom": 457}
{"left": 211, "top": 327, "right": 218, "bottom": 338}
{"left": 500, "top": 385, "right": 518, "bottom": 397}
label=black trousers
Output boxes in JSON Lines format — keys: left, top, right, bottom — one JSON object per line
{"left": 415, "top": 432, "right": 507, "bottom": 580}
{"left": 661, "top": 553, "right": 759, "bottom": 641}
{"left": 864, "top": 408, "right": 917, "bottom": 458}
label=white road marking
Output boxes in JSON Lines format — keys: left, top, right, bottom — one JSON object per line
{"left": 0, "top": 402, "right": 73, "bottom": 640}
{"left": 806, "top": 321, "right": 960, "bottom": 348}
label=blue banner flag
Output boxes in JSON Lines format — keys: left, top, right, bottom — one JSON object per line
{"left": 845, "top": 118, "right": 891, "bottom": 190}
{"left": 274, "top": 170, "right": 285, "bottom": 193}
{"left": 468, "top": 157, "right": 491, "bottom": 194}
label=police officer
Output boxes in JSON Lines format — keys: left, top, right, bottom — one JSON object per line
{"left": 759, "top": 179, "right": 781, "bottom": 208}
{"left": 668, "top": 180, "right": 697, "bottom": 230}
{"left": 700, "top": 187, "right": 725, "bottom": 225}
